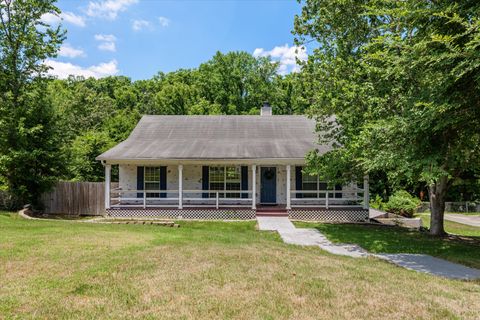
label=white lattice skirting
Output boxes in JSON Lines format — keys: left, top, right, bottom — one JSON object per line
{"left": 288, "top": 209, "right": 369, "bottom": 222}
{"left": 106, "top": 209, "right": 256, "bottom": 220}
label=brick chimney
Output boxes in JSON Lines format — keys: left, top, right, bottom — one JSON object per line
{"left": 260, "top": 102, "right": 272, "bottom": 116}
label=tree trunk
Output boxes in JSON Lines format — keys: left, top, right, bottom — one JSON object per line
{"left": 428, "top": 176, "right": 448, "bottom": 236}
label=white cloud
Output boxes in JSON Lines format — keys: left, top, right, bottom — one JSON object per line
{"left": 158, "top": 16, "right": 170, "bottom": 27}
{"left": 46, "top": 59, "right": 119, "bottom": 79}
{"left": 86, "top": 0, "right": 138, "bottom": 20}
{"left": 41, "top": 13, "right": 60, "bottom": 24}
{"left": 41, "top": 11, "right": 86, "bottom": 27}
{"left": 94, "top": 34, "right": 116, "bottom": 42}
{"left": 58, "top": 44, "right": 86, "bottom": 58}
{"left": 132, "top": 19, "right": 150, "bottom": 31}
{"left": 253, "top": 44, "right": 307, "bottom": 75}
{"left": 62, "top": 12, "right": 86, "bottom": 27}
{"left": 95, "top": 34, "right": 117, "bottom": 52}
{"left": 132, "top": 17, "right": 169, "bottom": 31}
{"left": 98, "top": 42, "right": 116, "bottom": 52}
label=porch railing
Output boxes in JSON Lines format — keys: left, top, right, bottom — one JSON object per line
{"left": 110, "top": 188, "right": 366, "bottom": 209}
{"left": 290, "top": 189, "right": 365, "bottom": 209}
{"left": 110, "top": 188, "right": 252, "bottom": 209}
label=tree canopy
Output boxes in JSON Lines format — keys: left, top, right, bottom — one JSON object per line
{"left": 0, "top": 0, "right": 66, "bottom": 208}
{"left": 294, "top": 0, "right": 480, "bottom": 235}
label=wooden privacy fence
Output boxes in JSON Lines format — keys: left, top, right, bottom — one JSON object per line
{"left": 41, "top": 181, "right": 110, "bottom": 216}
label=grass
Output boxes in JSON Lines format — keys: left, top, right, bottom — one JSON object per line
{"left": 418, "top": 214, "right": 480, "bottom": 237}
{"left": 1, "top": 212, "right": 480, "bottom": 319}
{"left": 295, "top": 222, "right": 480, "bottom": 269}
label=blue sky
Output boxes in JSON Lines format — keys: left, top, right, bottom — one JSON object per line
{"left": 42, "top": 0, "right": 306, "bottom": 80}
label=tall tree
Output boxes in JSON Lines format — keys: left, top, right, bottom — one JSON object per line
{"left": 0, "top": 0, "right": 65, "bottom": 208}
{"left": 197, "top": 51, "right": 279, "bottom": 114}
{"left": 294, "top": 0, "right": 480, "bottom": 235}
{"left": 69, "top": 131, "right": 115, "bottom": 182}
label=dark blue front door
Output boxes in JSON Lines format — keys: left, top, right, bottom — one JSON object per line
{"left": 260, "top": 167, "right": 276, "bottom": 204}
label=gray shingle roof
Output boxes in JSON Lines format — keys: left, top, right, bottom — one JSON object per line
{"left": 97, "top": 115, "right": 327, "bottom": 161}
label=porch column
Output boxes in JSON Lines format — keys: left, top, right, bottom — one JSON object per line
{"left": 286, "top": 165, "right": 291, "bottom": 210}
{"left": 104, "top": 164, "right": 111, "bottom": 210}
{"left": 178, "top": 164, "right": 183, "bottom": 209}
{"left": 251, "top": 165, "right": 256, "bottom": 210}
{"left": 363, "top": 175, "right": 369, "bottom": 210}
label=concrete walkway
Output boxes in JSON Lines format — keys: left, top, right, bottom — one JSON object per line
{"left": 257, "top": 217, "right": 369, "bottom": 258}
{"left": 375, "top": 254, "right": 480, "bottom": 280}
{"left": 445, "top": 213, "right": 480, "bottom": 227}
{"left": 257, "top": 216, "right": 480, "bottom": 280}
{"left": 369, "top": 208, "right": 386, "bottom": 219}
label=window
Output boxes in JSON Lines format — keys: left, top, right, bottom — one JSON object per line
{"left": 209, "top": 166, "right": 241, "bottom": 198}
{"left": 302, "top": 173, "right": 318, "bottom": 198}
{"left": 301, "top": 172, "right": 328, "bottom": 198}
{"left": 209, "top": 166, "right": 225, "bottom": 197}
{"left": 144, "top": 167, "right": 161, "bottom": 198}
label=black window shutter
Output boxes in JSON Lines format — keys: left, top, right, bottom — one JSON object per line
{"left": 137, "top": 166, "right": 144, "bottom": 198}
{"left": 202, "top": 166, "right": 209, "bottom": 198}
{"left": 160, "top": 166, "right": 167, "bottom": 198}
{"left": 335, "top": 184, "right": 342, "bottom": 198}
{"left": 295, "top": 166, "right": 303, "bottom": 198}
{"left": 241, "top": 166, "right": 248, "bottom": 198}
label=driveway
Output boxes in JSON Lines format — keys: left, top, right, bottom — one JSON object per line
{"left": 445, "top": 214, "right": 480, "bottom": 227}
{"left": 371, "top": 209, "right": 480, "bottom": 228}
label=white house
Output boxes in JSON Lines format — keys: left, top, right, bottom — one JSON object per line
{"left": 96, "top": 104, "right": 369, "bottom": 220}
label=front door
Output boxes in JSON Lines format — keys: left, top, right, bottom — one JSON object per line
{"left": 260, "top": 167, "right": 277, "bottom": 204}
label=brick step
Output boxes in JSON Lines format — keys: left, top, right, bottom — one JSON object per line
{"left": 256, "top": 206, "right": 287, "bottom": 212}
{"left": 256, "top": 212, "right": 289, "bottom": 217}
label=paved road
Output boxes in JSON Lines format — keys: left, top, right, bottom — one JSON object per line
{"left": 371, "top": 209, "right": 480, "bottom": 228}
{"left": 257, "top": 216, "right": 480, "bottom": 280}
{"left": 445, "top": 214, "right": 480, "bottom": 227}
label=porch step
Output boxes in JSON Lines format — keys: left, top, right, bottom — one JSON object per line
{"left": 256, "top": 211, "right": 288, "bottom": 217}
{"left": 256, "top": 205, "right": 287, "bottom": 212}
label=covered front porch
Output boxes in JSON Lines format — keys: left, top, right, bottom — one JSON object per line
{"left": 103, "top": 161, "right": 369, "bottom": 220}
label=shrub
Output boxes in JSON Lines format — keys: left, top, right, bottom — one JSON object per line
{"left": 370, "top": 194, "right": 386, "bottom": 211}
{"left": 385, "top": 190, "right": 421, "bottom": 218}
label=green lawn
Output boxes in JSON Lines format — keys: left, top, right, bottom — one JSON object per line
{"left": 295, "top": 222, "right": 480, "bottom": 269}
{"left": 418, "top": 214, "right": 480, "bottom": 237}
{"left": 1, "top": 212, "right": 480, "bottom": 319}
